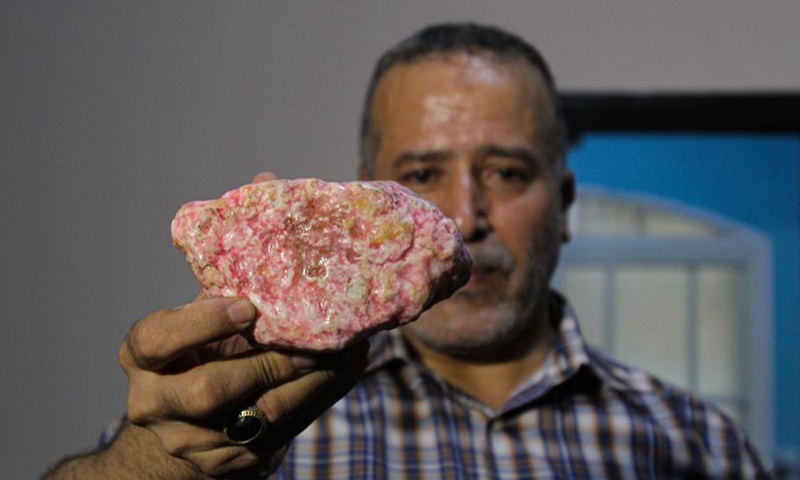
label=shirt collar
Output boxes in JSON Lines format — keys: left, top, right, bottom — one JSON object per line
{"left": 365, "top": 323, "right": 413, "bottom": 375}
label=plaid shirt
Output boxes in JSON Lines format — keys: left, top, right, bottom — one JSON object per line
{"left": 273, "top": 293, "right": 768, "bottom": 479}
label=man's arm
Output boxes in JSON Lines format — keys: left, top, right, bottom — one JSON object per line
{"left": 44, "top": 423, "right": 215, "bottom": 480}
{"left": 43, "top": 297, "right": 368, "bottom": 479}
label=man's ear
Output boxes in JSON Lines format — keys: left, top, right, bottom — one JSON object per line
{"left": 560, "top": 169, "right": 576, "bottom": 243}
{"left": 251, "top": 171, "right": 278, "bottom": 184}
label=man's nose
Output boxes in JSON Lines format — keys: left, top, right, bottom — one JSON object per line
{"left": 446, "top": 175, "right": 489, "bottom": 242}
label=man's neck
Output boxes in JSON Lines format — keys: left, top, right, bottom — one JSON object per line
{"left": 403, "top": 301, "right": 557, "bottom": 410}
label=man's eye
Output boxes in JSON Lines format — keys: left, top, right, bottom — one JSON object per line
{"left": 401, "top": 169, "right": 436, "bottom": 184}
{"left": 494, "top": 167, "right": 529, "bottom": 182}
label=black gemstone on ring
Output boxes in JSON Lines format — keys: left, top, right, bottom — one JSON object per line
{"left": 226, "top": 413, "right": 264, "bottom": 443}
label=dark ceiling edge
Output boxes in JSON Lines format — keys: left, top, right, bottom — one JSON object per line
{"left": 560, "top": 92, "right": 800, "bottom": 141}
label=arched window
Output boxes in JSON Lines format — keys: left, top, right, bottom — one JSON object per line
{"left": 554, "top": 186, "right": 774, "bottom": 455}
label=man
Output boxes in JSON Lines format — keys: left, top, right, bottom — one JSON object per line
{"left": 45, "top": 23, "right": 767, "bottom": 479}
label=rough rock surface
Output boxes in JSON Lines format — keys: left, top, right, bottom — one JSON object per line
{"left": 172, "top": 178, "right": 472, "bottom": 351}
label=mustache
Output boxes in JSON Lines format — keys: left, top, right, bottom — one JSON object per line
{"left": 467, "top": 243, "right": 515, "bottom": 272}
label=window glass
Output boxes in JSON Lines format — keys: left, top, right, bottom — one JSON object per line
{"left": 614, "top": 265, "right": 690, "bottom": 389}
{"left": 697, "top": 264, "right": 741, "bottom": 397}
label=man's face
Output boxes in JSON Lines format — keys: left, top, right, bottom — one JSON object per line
{"left": 367, "top": 53, "right": 574, "bottom": 358}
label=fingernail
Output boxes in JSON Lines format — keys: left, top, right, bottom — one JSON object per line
{"left": 291, "top": 353, "right": 318, "bottom": 372}
{"left": 226, "top": 300, "right": 255, "bottom": 325}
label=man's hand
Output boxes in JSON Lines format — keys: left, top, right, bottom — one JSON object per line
{"left": 119, "top": 297, "right": 369, "bottom": 478}
{"left": 43, "top": 172, "right": 368, "bottom": 480}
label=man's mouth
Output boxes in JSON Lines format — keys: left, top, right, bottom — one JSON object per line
{"left": 460, "top": 243, "right": 515, "bottom": 291}
{"left": 462, "top": 264, "right": 501, "bottom": 290}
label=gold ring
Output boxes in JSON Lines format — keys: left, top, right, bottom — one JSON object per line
{"left": 223, "top": 406, "right": 268, "bottom": 445}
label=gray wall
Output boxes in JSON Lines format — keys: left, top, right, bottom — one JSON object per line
{"left": 3, "top": 2, "right": 799, "bottom": 478}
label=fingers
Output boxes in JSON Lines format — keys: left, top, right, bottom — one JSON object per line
{"left": 128, "top": 341, "right": 364, "bottom": 423}
{"left": 122, "top": 300, "right": 366, "bottom": 420}
{"left": 255, "top": 341, "right": 369, "bottom": 425}
{"left": 251, "top": 171, "right": 278, "bottom": 183}
{"left": 130, "top": 348, "right": 315, "bottom": 421}
{"left": 120, "top": 290, "right": 370, "bottom": 479}
{"left": 121, "top": 298, "right": 256, "bottom": 372}
{"left": 255, "top": 340, "right": 370, "bottom": 447}
{"left": 146, "top": 419, "right": 288, "bottom": 479}
{"left": 133, "top": 342, "right": 369, "bottom": 479}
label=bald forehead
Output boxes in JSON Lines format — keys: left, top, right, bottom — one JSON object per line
{"left": 370, "top": 52, "right": 558, "bottom": 157}
{"left": 373, "top": 51, "right": 551, "bottom": 107}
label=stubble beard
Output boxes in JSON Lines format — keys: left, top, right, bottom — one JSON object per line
{"left": 403, "top": 208, "right": 563, "bottom": 359}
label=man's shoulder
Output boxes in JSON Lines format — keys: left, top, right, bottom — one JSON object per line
{"left": 585, "top": 345, "right": 746, "bottom": 442}
{"left": 555, "top": 293, "right": 741, "bottom": 436}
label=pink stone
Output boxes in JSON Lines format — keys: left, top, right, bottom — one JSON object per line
{"left": 172, "top": 178, "right": 472, "bottom": 351}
